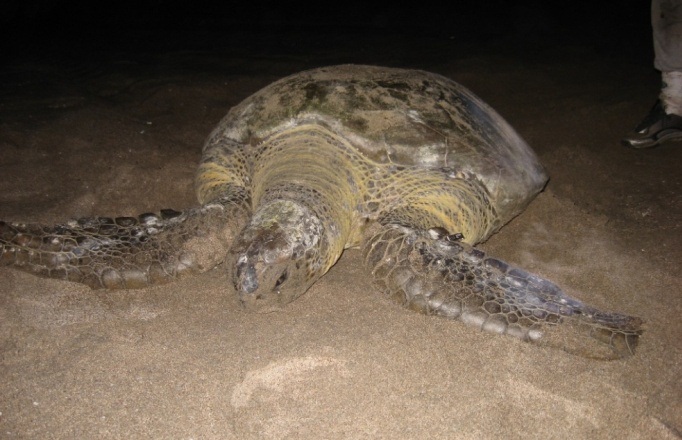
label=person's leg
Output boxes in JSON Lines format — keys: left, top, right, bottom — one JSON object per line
{"left": 623, "top": 0, "right": 682, "bottom": 148}
{"left": 653, "top": 0, "right": 682, "bottom": 73}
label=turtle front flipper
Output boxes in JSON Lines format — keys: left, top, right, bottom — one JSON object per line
{"left": 0, "top": 199, "right": 247, "bottom": 289}
{"left": 362, "top": 224, "right": 643, "bottom": 360}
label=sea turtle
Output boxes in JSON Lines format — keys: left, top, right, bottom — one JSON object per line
{"left": 0, "top": 65, "right": 642, "bottom": 359}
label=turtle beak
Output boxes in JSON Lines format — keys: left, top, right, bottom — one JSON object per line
{"left": 232, "top": 254, "right": 287, "bottom": 313}
{"left": 234, "top": 256, "right": 258, "bottom": 294}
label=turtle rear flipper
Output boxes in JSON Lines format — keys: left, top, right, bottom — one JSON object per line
{"left": 0, "top": 200, "right": 246, "bottom": 289}
{"left": 363, "top": 224, "right": 642, "bottom": 360}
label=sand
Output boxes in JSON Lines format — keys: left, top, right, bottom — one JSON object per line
{"left": 1, "top": 32, "right": 680, "bottom": 439}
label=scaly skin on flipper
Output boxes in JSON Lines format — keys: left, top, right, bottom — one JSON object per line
{"left": 0, "top": 197, "right": 248, "bottom": 289}
{"left": 0, "top": 64, "right": 643, "bottom": 359}
{"left": 363, "top": 225, "right": 641, "bottom": 359}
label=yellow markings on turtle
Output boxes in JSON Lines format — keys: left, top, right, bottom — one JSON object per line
{"left": 252, "top": 124, "right": 368, "bottom": 272}
{"left": 196, "top": 121, "right": 494, "bottom": 272}
{"left": 375, "top": 166, "right": 495, "bottom": 245}
{"left": 196, "top": 160, "right": 248, "bottom": 204}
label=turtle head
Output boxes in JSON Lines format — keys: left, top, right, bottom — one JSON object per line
{"left": 229, "top": 200, "right": 327, "bottom": 312}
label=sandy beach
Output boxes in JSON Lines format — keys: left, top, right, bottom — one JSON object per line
{"left": 1, "top": 27, "right": 680, "bottom": 439}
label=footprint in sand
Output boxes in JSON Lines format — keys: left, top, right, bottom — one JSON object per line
{"left": 230, "top": 355, "right": 351, "bottom": 438}
{"left": 231, "top": 356, "right": 349, "bottom": 408}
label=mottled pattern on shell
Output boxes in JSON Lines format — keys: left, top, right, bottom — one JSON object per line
{"left": 206, "top": 65, "right": 548, "bottom": 225}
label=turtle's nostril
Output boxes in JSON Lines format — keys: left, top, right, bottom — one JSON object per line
{"left": 274, "top": 269, "right": 288, "bottom": 289}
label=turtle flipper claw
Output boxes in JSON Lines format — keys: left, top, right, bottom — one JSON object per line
{"left": 363, "top": 225, "right": 642, "bottom": 360}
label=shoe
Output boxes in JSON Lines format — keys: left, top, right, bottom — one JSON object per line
{"left": 622, "top": 100, "right": 682, "bottom": 149}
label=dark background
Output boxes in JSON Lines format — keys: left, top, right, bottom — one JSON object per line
{"left": 1, "top": 1, "right": 653, "bottom": 65}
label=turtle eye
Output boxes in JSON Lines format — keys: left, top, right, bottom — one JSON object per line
{"left": 275, "top": 269, "right": 288, "bottom": 289}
